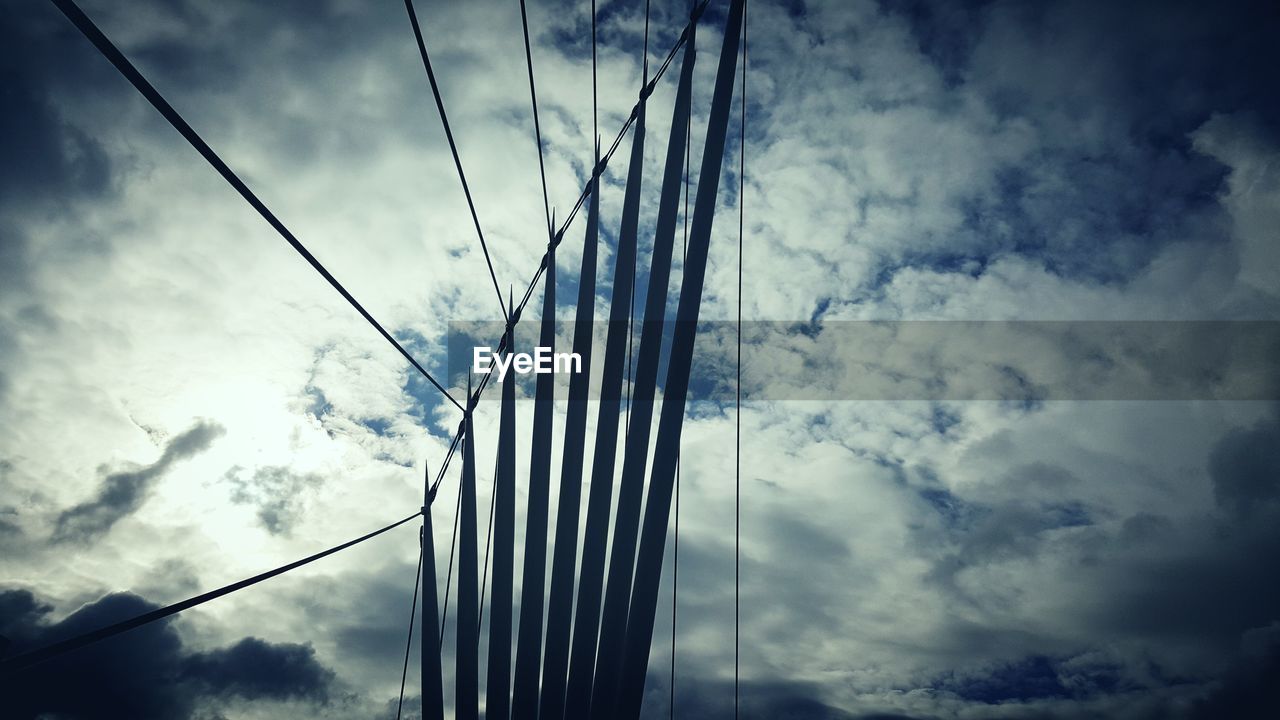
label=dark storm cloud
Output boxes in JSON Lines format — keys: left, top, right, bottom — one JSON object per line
{"left": 223, "top": 464, "right": 322, "bottom": 536}
{"left": 934, "top": 653, "right": 1117, "bottom": 704}
{"left": 1189, "top": 622, "right": 1280, "bottom": 719}
{"left": 0, "top": 0, "right": 114, "bottom": 209}
{"left": 872, "top": 0, "right": 1280, "bottom": 283}
{"left": 181, "top": 636, "right": 334, "bottom": 701}
{"left": 1081, "top": 408, "right": 1280, "bottom": 644}
{"left": 639, "top": 673, "right": 858, "bottom": 720}
{"left": 899, "top": 406, "right": 1280, "bottom": 717}
{"left": 1208, "top": 405, "right": 1280, "bottom": 520}
{"left": 0, "top": 0, "right": 116, "bottom": 369}
{"left": 53, "top": 420, "right": 225, "bottom": 543}
{"left": 881, "top": 0, "right": 991, "bottom": 86}
{"left": 0, "top": 587, "right": 333, "bottom": 720}
{"left": 924, "top": 496, "right": 1092, "bottom": 598}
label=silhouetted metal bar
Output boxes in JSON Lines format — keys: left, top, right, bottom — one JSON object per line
{"left": 512, "top": 245, "right": 558, "bottom": 719}
{"left": 421, "top": 466, "right": 446, "bottom": 720}
{"left": 403, "top": 2, "right": 718, "bottom": 500}
{"left": 544, "top": 1, "right": 713, "bottom": 262}
{"left": 589, "top": 17, "right": 699, "bottom": 718}
{"left": 486, "top": 305, "right": 518, "bottom": 720}
{"left": 456, "top": 401, "right": 480, "bottom": 720}
{"left": 563, "top": 98, "right": 648, "bottom": 720}
{"left": 615, "top": 3, "right": 745, "bottom": 718}
{"left": 48, "top": 0, "right": 463, "bottom": 412}
{"left": 589, "top": 13, "right": 700, "bottom": 717}
{"left": 539, "top": 167, "right": 601, "bottom": 720}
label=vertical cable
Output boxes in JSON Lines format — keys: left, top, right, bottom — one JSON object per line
{"left": 397, "top": 539, "right": 424, "bottom": 720}
{"left": 592, "top": 0, "right": 598, "bottom": 147}
{"left": 735, "top": 4, "right": 747, "bottom": 718}
{"left": 476, "top": 454, "right": 499, "bottom": 632}
{"left": 440, "top": 470, "right": 464, "bottom": 644}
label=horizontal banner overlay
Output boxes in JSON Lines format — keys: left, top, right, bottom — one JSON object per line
{"left": 446, "top": 321, "right": 1280, "bottom": 401}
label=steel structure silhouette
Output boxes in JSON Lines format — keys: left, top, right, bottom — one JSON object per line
{"left": 2, "top": 2, "right": 748, "bottom": 719}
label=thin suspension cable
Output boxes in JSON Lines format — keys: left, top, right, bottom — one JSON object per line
{"left": 429, "top": 424, "right": 463, "bottom": 498}
{"left": 403, "top": 0, "right": 510, "bottom": 327}
{"left": 735, "top": 5, "right": 747, "bottom": 718}
{"left": 396, "top": 540, "right": 424, "bottom": 720}
{"left": 1, "top": 511, "right": 421, "bottom": 674}
{"left": 439, "top": 464, "right": 465, "bottom": 645}
{"left": 515, "top": 0, "right": 712, "bottom": 318}
{"left": 643, "top": 0, "right": 651, "bottom": 82}
{"left": 476, "top": 447, "right": 499, "bottom": 632}
{"left": 48, "top": 0, "right": 463, "bottom": 413}
{"left": 428, "top": 0, "right": 716, "bottom": 508}
{"left": 592, "top": 0, "right": 598, "bottom": 148}
{"left": 519, "top": 0, "right": 555, "bottom": 237}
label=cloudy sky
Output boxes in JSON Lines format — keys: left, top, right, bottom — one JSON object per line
{"left": 2, "top": 0, "right": 1279, "bottom": 718}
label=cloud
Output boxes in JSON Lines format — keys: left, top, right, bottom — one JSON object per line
{"left": 223, "top": 464, "right": 323, "bottom": 536}
{"left": 2, "top": 0, "right": 1279, "bottom": 717}
{"left": 1189, "top": 622, "right": 1280, "bottom": 719}
{"left": 639, "top": 673, "right": 858, "bottom": 720}
{"left": 0, "top": 587, "right": 333, "bottom": 720}
{"left": 180, "top": 636, "right": 334, "bottom": 701}
{"left": 53, "top": 420, "right": 225, "bottom": 543}
{"left": 1208, "top": 405, "right": 1280, "bottom": 520}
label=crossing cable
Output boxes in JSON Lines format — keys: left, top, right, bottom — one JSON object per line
{"left": 735, "top": 3, "right": 747, "bottom": 716}
{"left": 395, "top": 538, "right": 424, "bottom": 720}
{"left": 0, "top": 511, "right": 421, "bottom": 674}
{"left": 476, "top": 444, "right": 501, "bottom": 632}
{"left": 403, "top": 0, "right": 511, "bottom": 327}
{"left": 514, "top": 0, "right": 713, "bottom": 318}
{"left": 518, "top": 0, "right": 556, "bottom": 239}
{"left": 422, "top": 0, "right": 715, "bottom": 510}
{"left": 48, "top": 0, "right": 464, "bottom": 413}
{"left": 401, "top": 11, "right": 721, "bottom": 624}
{"left": 413, "top": 5, "right": 717, "bottom": 668}
{"left": 438, "top": 458, "right": 465, "bottom": 645}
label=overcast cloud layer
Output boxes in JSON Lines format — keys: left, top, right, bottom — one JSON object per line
{"left": 2, "top": 0, "right": 1279, "bottom": 718}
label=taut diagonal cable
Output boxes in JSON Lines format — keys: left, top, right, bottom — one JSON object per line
{"left": 403, "top": 0, "right": 510, "bottom": 327}
{"left": 519, "top": 0, "right": 555, "bottom": 238}
{"left": 396, "top": 540, "right": 424, "bottom": 720}
{"left": 1, "top": 511, "right": 421, "bottom": 674}
{"left": 48, "top": 0, "right": 462, "bottom": 413}
{"left": 418, "top": 0, "right": 718, "bottom": 527}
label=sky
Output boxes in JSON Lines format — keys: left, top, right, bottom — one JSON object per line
{"left": 1, "top": 0, "right": 1279, "bottom": 718}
